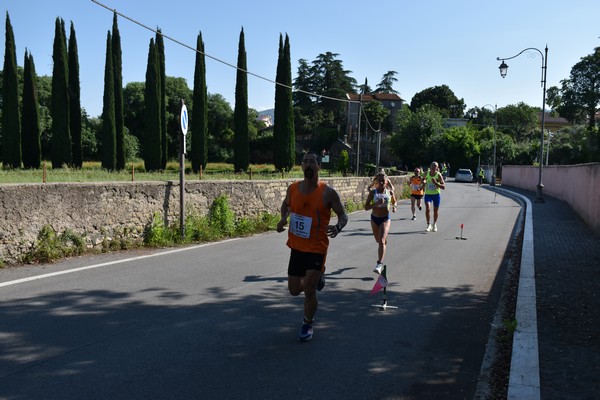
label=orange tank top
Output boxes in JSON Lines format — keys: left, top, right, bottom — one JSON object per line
{"left": 409, "top": 176, "right": 424, "bottom": 195}
{"left": 287, "top": 181, "right": 331, "bottom": 254}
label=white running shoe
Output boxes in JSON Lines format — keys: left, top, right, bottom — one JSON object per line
{"left": 411, "top": 215, "right": 416, "bottom": 220}
{"left": 433, "top": 223, "right": 438, "bottom": 232}
{"left": 374, "top": 263, "right": 384, "bottom": 274}
{"left": 426, "top": 224, "right": 433, "bottom": 232}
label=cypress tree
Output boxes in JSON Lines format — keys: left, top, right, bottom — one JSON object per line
{"left": 273, "top": 34, "right": 285, "bottom": 171}
{"left": 274, "top": 34, "right": 295, "bottom": 171}
{"left": 2, "top": 12, "right": 21, "bottom": 168}
{"left": 191, "top": 31, "right": 208, "bottom": 173}
{"left": 68, "top": 21, "right": 82, "bottom": 168}
{"left": 21, "top": 50, "right": 41, "bottom": 169}
{"left": 51, "top": 17, "right": 71, "bottom": 168}
{"left": 282, "top": 34, "right": 295, "bottom": 171}
{"left": 156, "top": 29, "right": 167, "bottom": 169}
{"left": 101, "top": 31, "right": 116, "bottom": 170}
{"left": 143, "top": 38, "right": 162, "bottom": 171}
{"left": 112, "top": 13, "right": 125, "bottom": 170}
{"left": 233, "top": 27, "right": 249, "bottom": 172}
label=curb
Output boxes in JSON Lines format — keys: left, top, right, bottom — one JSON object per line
{"left": 492, "top": 187, "right": 541, "bottom": 399}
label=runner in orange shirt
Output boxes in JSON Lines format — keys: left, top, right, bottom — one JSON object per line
{"left": 408, "top": 167, "right": 424, "bottom": 220}
{"left": 277, "top": 152, "right": 347, "bottom": 342}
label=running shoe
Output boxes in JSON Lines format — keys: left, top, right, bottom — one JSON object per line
{"left": 433, "top": 223, "right": 438, "bottom": 232}
{"left": 426, "top": 224, "right": 433, "bottom": 232}
{"left": 317, "top": 273, "right": 325, "bottom": 291}
{"left": 418, "top": 205, "right": 422, "bottom": 210}
{"left": 299, "top": 322, "right": 313, "bottom": 341}
{"left": 374, "top": 263, "right": 384, "bottom": 274}
{"left": 411, "top": 215, "right": 416, "bottom": 220}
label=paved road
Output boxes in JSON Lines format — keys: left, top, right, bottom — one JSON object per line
{"left": 0, "top": 181, "right": 521, "bottom": 400}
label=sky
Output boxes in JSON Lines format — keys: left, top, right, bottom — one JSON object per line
{"left": 2, "top": 0, "right": 599, "bottom": 118}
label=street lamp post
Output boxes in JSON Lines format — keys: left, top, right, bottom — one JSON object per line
{"left": 481, "top": 104, "right": 497, "bottom": 186}
{"left": 497, "top": 45, "right": 548, "bottom": 202}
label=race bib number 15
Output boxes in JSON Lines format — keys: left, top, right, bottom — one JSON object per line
{"left": 289, "top": 212, "right": 312, "bottom": 238}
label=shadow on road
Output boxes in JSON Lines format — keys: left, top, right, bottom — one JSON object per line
{"left": 0, "top": 270, "right": 502, "bottom": 400}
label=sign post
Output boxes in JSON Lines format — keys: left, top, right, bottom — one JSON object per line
{"left": 179, "top": 100, "right": 188, "bottom": 238}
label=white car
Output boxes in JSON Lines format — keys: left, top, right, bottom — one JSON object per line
{"left": 454, "top": 168, "right": 473, "bottom": 182}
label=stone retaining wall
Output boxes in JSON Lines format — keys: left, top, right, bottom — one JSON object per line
{"left": 0, "top": 176, "right": 407, "bottom": 264}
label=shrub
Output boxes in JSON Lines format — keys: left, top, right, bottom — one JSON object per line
{"left": 209, "top": 195, "right": 235, "bottom": 236}
{"left": 22, "top": 225, "right": 84, "bottom": 263}
{"left": 337, "top": 150, "right": 350, "bottom": 175}
{"left": 144, "top": 212, "right": 176, "bottom": 246}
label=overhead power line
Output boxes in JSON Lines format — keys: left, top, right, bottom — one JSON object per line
{"left": 90, "top": 0, "right": 360, "bottom": 105}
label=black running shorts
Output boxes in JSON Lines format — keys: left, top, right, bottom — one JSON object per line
{"left": 288, "top": 248, "right": 326, "bottom": 277}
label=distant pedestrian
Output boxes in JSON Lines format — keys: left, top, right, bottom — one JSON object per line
{"left": 441, "top": 162, "right": 449, "bottom": 179}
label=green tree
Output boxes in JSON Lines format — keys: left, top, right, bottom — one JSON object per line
{"left": 81, "top": 111, "right": 100, "bottom": 161}
{"left": 122, "top": 77, "right": 192, "bottom": 161}
{"left": 495, "top": 102, "right": 538, "bottom": 140}
{"left": 68, "top": 21, "right": 82, "bottom": 168}
{"left": 437, "top": 126, "right": 480, "bottom": 172}
{"left": 164, "top": 77, "right": 193, "bottom": 160}
{"left": 101, "top": 31, "right": 116, "bottom": 170}
{"left": 156, "top": 29, "right": 167, "bottom": 168}
{"left": 409, "top": 84, "right": 465, "bottom": 118}
{"left": 112, "top": 12, "right": 125, "bottom": 169}
{"left": 312, "top": 52, "right": 357, "bottom": 128}
{"left": 143, "top": 38, "right": 162, "bottom": 171}
{"left": 293, "top": 58, "right": 315, "bottom": 110}
{"left": 233, "top": 27, "right": 249, "bottom": 172}
{"left": 123, "top": 81, "right": 146, "bottom": 146}
{"left": 363, "top": 100, "right": 390, "bottom": 131}
{"left": 207, "top": 93, "right": 233, "bottom": 161}
{"left": 2, "top": 12, "right": 21, "bottom": 168}
{"left": 389, "top": 104, "right": 444, "bottom": 167}
{"left": 554, "top": 47, "right": 600, "bottom": 129}
{"left": 292, "top": 52, "right": 356, "bottom": 144}
{"left": 373, "top": 71, "right": 399, "bottom": 94}
{"left": 51, "top": 17, "right": 71, "bottom": 168}
{"left": 191, "top": 31, "right": 208, "bottom": 173}
{"left": 21, "top": 50, "right": 41, "bottom": 169}
{"left": 33, "top": 74, "right": 53, "bottom": 158}
{"left": 292, "top": 59, "right": 319, "bottom": 137}
{"left": 358, "top": 77, "right": 373, "bottom": 95}
{"left": 273, "top": 33, "right": 295, "bottom": 171}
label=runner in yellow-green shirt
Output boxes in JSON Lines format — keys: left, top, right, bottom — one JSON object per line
{"left": 424, "top": 161, "right": 445, "bottom": 232}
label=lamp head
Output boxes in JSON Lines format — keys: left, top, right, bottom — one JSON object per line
{"left": 499, "top": 60, "right": 508, "bottom": 78}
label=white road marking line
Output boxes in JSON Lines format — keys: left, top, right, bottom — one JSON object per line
{"left": 0, "top": 238, "right": 240, "bottom": 288}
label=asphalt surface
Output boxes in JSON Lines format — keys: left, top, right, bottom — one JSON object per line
{"left": 6, "top": 182, "right": 597, "bottom": 399}
{"left": 0, "top": 182, "right": 522, "bottom": 400}
{"left": 498, "top": 186, "right": 600, "bottom": 400}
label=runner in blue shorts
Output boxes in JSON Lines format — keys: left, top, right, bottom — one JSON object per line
{"left": 424, "top": 161, "right": 445, "bottom": 232}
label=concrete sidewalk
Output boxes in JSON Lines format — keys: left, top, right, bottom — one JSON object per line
{"left": 497, "top": 187, "right": 600, "bottom": 400}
